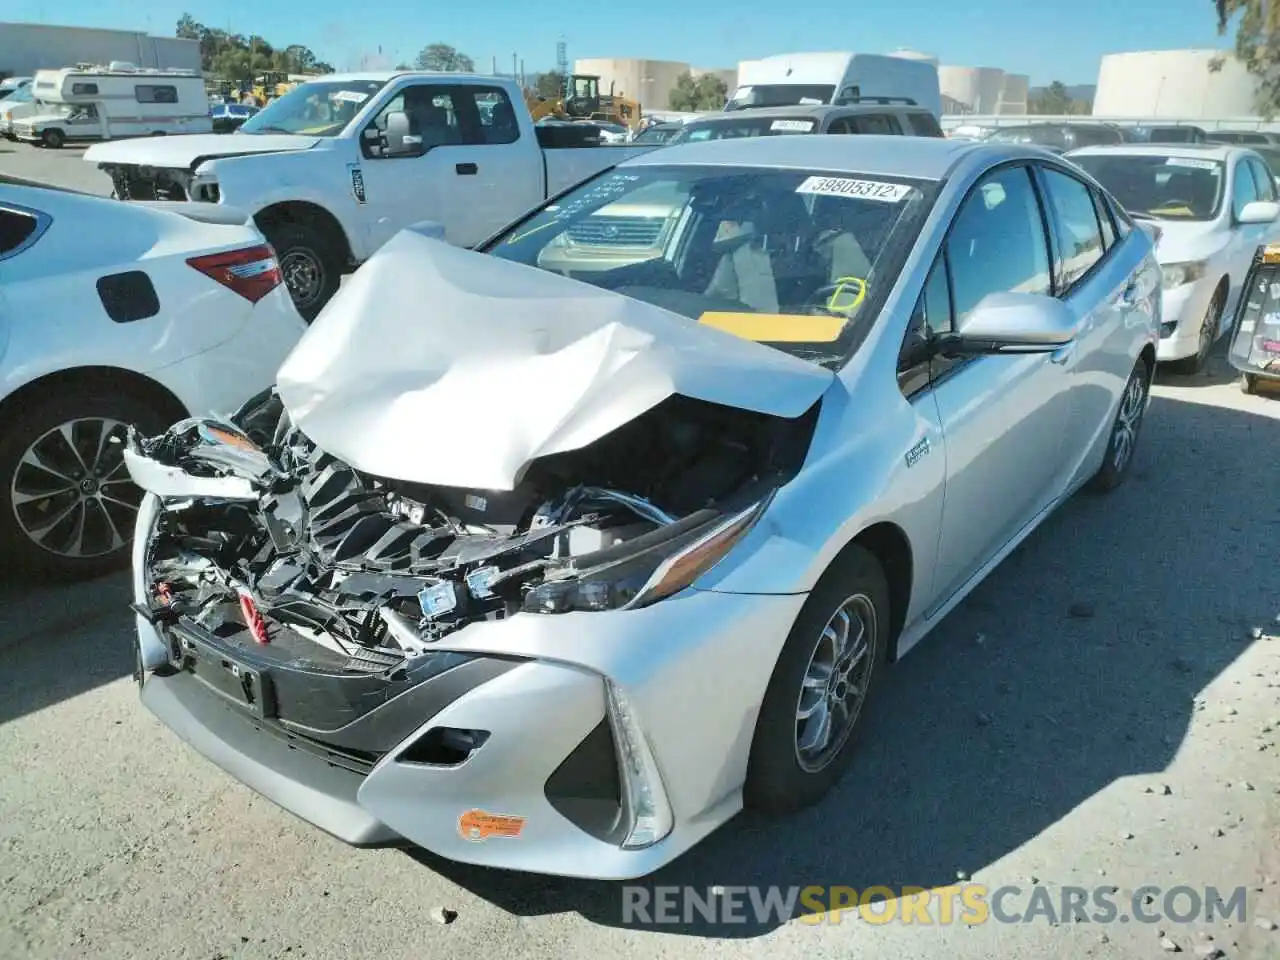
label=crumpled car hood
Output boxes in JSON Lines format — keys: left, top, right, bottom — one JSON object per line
{"left": 276, "top": 230, "right": 835, "bottom": 490}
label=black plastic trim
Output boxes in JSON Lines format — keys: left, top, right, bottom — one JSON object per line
{"left": 544, "top": 717, "right": 628, "bottom": 844}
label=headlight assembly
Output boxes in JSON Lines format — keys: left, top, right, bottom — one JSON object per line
{"left": 522, "top": 496, "right": 771, "bottom": 614}
{"left": 1161, "top": 260, "right": 1207, "bottom": 289}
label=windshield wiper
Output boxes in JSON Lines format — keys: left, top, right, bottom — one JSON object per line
{"left": 1127, "top": 211, "right": 1157, "bottom": 221}
{"left": 242, "top": 125, "right": 292, "bottom": 135}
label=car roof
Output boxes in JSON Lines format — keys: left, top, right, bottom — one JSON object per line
{"left": 684, "top": 103, "right": 928, "bottom": 127}
{"left": 308, "top": 71, "right": 503, "bottom": 85}
{"left": 1067, "top": 142, "right": 1240, "bottom": 161}
{"left": 621, "top": 134, "right": 1044, "bottom": 181}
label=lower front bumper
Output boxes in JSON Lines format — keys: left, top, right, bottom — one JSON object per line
{"left": 135, "top": 581, "right": 807, "bottom": 879}
{"left": 1156, "top": 281, "right": 1216, "bottom": 362}
{"left": 141, "top": 670, "right": 400, "bottom": 845}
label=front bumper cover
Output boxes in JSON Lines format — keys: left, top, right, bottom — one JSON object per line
{"left": 134, "top": 563, "right": 807, "bottom": 879}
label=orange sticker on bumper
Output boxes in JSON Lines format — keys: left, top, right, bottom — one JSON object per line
{"left": 697, "top": 312, "right": 845, "bottom": 342}
{"left": 458, "top": 809, "right": 526, "bottom": 841}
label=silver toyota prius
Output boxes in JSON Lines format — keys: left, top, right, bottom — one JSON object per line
{"left": 124, "top": 135, "right": 1161, "bottom": 880}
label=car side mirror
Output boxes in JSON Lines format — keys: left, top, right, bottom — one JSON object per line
{"left": 1237, "top": 199, "right": 1280, "bottom": 224}
{"left": 937, "top": 291, "right": 1079, "bottom": 357}
{"left": 382, "top": 110, "right": 425, "bottom": 157}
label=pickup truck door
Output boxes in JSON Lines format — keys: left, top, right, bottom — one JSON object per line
{"left": 354, "top": 82, "right": 456, "bottom": 254}
{"left": 353, "top": 83, "right": 543, "bottom": 255}
{"left": 447, "top": 85, "right": 544, "bottom": 245}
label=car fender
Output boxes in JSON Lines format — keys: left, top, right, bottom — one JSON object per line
{"left": 694, "top": 376, "right": 935, "bottom": 607}
{"left": 199, "top": 148, "right": 367, "bottom": 260}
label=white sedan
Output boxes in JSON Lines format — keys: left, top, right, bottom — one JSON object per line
{"left": 1068, "top": 143, "right": 1280, "bottom": 372}
{"left": 0, "top": 181, "right": 306, "bottom": 576}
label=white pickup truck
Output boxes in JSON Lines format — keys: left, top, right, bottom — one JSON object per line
{"left": 84, "top": 72, "right": 653, "bottom": 318}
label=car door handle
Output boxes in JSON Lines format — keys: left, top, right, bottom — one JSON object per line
{"left": 455, "top": 162, "right": 478, "bottom": 175}
{"left": 1050, "top": 341, "right": 1077, "bottom": 365}
{"left": 1118, "top": 280, "right": 1139, "bottom": 307}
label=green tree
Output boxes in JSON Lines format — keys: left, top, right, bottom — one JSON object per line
{"left": 415, "top": 43, "right": 475, "bottom": 72}
{"left": 530, "top": 71, "right": 565, "bottom": 99}
{"left": 174, "top": 14, "right": 335, "bottom": 80}
{"left": 1215, "top": 0, "right": 1280, "bottom": 114}
{"left": 668, "top": 71, "right": 728, "bottom": 111}
{"left": 1029, "top": 81, "right": 1075, "bottom": 115}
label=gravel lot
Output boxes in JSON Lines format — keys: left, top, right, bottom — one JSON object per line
{"left": 2, "top": 141, "right": 1279, "bottom": 960}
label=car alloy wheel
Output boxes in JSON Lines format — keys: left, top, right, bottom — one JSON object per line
{"left": 279, "top": 247, "right": 325, "bottom": 311}
{"left": 10, "top": 417, "right": 141, "bottom": 559}
{"left": 1110, "top": 368, "right": 1148, "bottom": 475}
{"left": 794, "top": 593, "right": 878, "bottom": 774}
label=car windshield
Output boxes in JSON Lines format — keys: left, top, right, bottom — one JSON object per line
{"left": 1072, "top": 153, "right": 1225, "bottom": 220}
{"left": 1250, "top": 145, "right": 1280, "bottom": 176}
{"left": 670, "top": 116, "right": 817, "bottom": 145}
{"left": 633, "top": 125, "right": 679, "bottom": 144}
{"left": 987, "top": 125, "right": 1070, "bottom": 149}
{"left": 2, "top": 87, "right": 32, "bottom": 105}
{"left": 238, "top": 79, "right": 386, "bottom": 136}
{"left": 483, "top": 164, "right": 935, "bottom": 368}
{"left": 726, "top": 84, "right": 835, "bottom": 110}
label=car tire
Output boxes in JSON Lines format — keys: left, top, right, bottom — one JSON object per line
{"left": 1167, "top": 286, "right": 1224, "bottom": 375}
{"left": 40, "top": 128, "right": 64, "bottom": 149}
{"left": 260, "top": 221, "right": 342, "bottom": 323}
{"left": 744, "top": 545, "right": 889, "bottom": 815}
{"left": 0, "top": 389, "right": 168, "bottom": 579}
{"left": 1090, "top": 357, "right": 1151, "bottom": 493}
{"left": 1240, "top": 372, "right": 1258, "bottom": 395}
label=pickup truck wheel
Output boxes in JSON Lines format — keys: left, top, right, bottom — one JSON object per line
{"left": 262, "top": 222, "right": 341, "bottom": 322}
{"left": 41, "top": 129, "right": 64, "bottom": 149}
{"left": 0, "top": 389, "right": 166, "bottom": 579}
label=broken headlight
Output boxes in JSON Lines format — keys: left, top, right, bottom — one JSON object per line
{"left": 522, "top": 498, "right": 769, "bottom": 614}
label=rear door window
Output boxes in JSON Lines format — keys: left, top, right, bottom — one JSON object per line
{"left": 850, "top": 113, "right": 902, "bottom": 135}
{"left": 1039, "top": 167, "right": 1106, "bottom": 290}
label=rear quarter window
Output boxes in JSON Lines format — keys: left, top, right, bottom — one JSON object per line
{"left": 906, "top": 112, "right": 944, "bottom": 137}
{"left": 0, "top": 209, "right": 40, "bottom": 257}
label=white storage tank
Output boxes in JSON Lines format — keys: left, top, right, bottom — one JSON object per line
{"left": 999, "top": 73, "right": 1029, "bottom": 114}
{"left": 939, "top": 65, "right": 1005, "bottom": 114}
{"left": 1093, "top": 49, "right": 1256, "bottom": 118}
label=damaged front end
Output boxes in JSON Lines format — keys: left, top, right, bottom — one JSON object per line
{"left": 128, "top": 386, "right": 816, "bottom": 688}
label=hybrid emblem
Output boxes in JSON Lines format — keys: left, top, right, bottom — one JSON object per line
{"left": 905, "top": 437, "right": 930, "bottom": 468}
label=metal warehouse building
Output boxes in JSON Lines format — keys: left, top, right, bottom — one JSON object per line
{"left": 1092, "top": 49, "right": 1256, "bottom": 118}
{"left": 0, "top": 22, "right": 200, "bottom": 79}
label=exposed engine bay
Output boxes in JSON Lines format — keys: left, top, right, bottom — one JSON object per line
{"left": 130, "top": 390, "right": 818, "bottom": 675}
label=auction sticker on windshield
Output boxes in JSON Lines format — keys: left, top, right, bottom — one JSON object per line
{"left": 1165, "top": 157, "right": 1218, "bottom": 170}
{"left": 331, "top": 90, "right": 369, "bottom": 104}
{"left": 796, "top": 176, "right": 911, "bottom": 202}
{"left": 771, "top": 119, "right": 815, "bottom": 132}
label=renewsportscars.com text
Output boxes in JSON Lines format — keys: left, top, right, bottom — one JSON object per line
{"left": 621, "top": 884, "right": 1249, "bottom": 926}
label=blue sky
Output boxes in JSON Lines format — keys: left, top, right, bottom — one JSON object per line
{"left": 8, "top": 0, "right": 1233, "bottom": 85}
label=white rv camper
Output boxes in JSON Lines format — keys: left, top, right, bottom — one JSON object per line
{"left": 14, "top": 63, "right": 211, "bottom": 148}
{"left": 727, "top": 52, "right": 942, "bottom": 119}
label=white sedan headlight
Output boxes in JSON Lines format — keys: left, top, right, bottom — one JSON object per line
{"left": 1161, "top": 260, "right": 1208, "bottom": 289}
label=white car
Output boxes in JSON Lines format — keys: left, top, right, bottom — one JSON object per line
{"left": 1068, "top": 143, "right": 1280, "bottom": 372}
{"left": 0, "top": 181, "right": 306, "bottom": 576}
